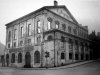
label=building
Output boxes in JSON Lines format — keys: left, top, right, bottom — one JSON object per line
{"left": 97, "top": 32, "right": 100, "bottom": 37}
{"left": 5, "top": 1, "right": 91, "bottom": 68}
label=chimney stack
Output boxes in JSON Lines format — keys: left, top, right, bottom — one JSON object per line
{"left": 54, "top": 0, "right": 58, "bottom": 6}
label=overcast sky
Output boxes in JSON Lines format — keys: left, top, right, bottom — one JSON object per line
{"left": 0, "top": 0, "right": 100, "bottom": 45}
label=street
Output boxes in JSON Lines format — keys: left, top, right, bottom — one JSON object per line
{"left": 0, "top": 60, "right": 100, "bottom": 75}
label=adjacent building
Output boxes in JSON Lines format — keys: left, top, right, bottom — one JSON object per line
{"left": 5, "top": 1, "right": 91, "bottom": 68}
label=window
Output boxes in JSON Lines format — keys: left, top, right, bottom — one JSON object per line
{"left": 28, "top": 39, "right": 31, "bottom": 45}
{"left": 20, "top": 41, "right": 23, "bottom": 46}
{"left": 75, "top": 40, "right": 78, "bottom": 50}
{"left": 8, "top": 44, "right": 10, "bottom": 48}
{"left": 14, "top": 42, "right": 16, "bottom": 48}
{"left": 61, "top": 52, "right": 65, "bottom": 59}
{"left": 55, "top": 21, "right": 59, "bottom": 29}
{"left": 28, "top": 24, "right": 31, "bottom": 36}
{"left": 47, "top": 21, "right": 51, "bottom": 30}
{"left": 75, "top": 54, "right": 79, "bottom": 60}
{"left": 68, "top": 26, "right": 71, "bottom": 33}
{"left": 11, "top": 53, "right": 15, "bottom": 63}
{"left": 18, "top": 53, "right": 22, "bottom": 63}
{"left": 21, "top": 26, "right": 24, "bottom": 37}
{"left": 62, "top": 24, "right": 66, "bottom": 31}
{"left": 47, "top": 17, "right": 52, "bottom": 30}
{"left": 73, "top": 29, "right": 77, "bottom": 34}
{"left": 37, "top": 21, "right": 41, "bottom": 33}
{"left": 47, "top": 35, "right": 53, "bottom": 41}
{"left": 61, "top": 36, "right": 65, "bottom": 42}
{"left": 37, "top": 36, "right": 41, "bottom": 44}
{"left": 14, "top": 29, "right": 17, "bottom": 40}
{"left": 69, "top": 53, "right": 72, "bottom": 59}
{"left": 8, "top": 31, "right": 11, "bottom": 42}
{"left": 34, "top": 51, "right": 40, "bottom": 63}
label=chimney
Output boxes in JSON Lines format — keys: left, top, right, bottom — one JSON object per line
{"left": 54, "top": 0, "right": 58, "bottom": 6}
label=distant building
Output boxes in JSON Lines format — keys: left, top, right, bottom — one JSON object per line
{"left": 0, "top": 42, "right": 5, "bottom": 67}
{"left": 97, "top": 32, "right": 100, "bottom": 37}
{"left": 5, "top": 1, "right": 91, "bottom": 68}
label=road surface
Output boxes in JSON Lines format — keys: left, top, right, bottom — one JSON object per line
{"left": 0, "top": 60, "right": 100, "bottom": 75}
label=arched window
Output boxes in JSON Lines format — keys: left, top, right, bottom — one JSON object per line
{"left": 18, "top": 53, "right": 22, "bottom": 63}
{"left": 55, "top": 21, "right": 59, "bottom": 29}
{"left": 34, "top": 51, "right": 40, "bottom": 63}
{"left": 11, "top": 53, "right": 15, "bottom": 63}
{"left": 47, "top": 35, "right": 53, "bottom": 41}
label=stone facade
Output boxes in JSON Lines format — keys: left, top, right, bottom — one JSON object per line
{"left": 5, "top": 1, "right": 91, "bottom": 68}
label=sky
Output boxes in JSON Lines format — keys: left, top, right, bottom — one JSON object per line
{"left": 0, "top": 0, "right": 100, "bottom": 45}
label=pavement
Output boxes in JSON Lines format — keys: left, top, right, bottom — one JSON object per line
{"left": 0, "top": 60, "right": 95, "bottom": 70}
{"left": 0, "top": 60, "right": 99, "bottom": 75}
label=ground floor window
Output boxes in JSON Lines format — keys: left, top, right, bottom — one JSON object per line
{"left": 69, "top": 53, "right": 72, "bottom": 59}
{"left": 11, "top": 53, "right": 15, "bottom": 63}
{"left": 18, "top": 53, "right": 22, "bottom": 63}
{"left": 81, "top": 54, "right": 84, "bottom": 60}
{"left": 75, "top": 54, "right": 79, "bottom": 60}
{"left": 34, "top": 51, "right": 40, "bottom": 63}
{"left": 61, "top": 52, "right": 65, "bottom": 59}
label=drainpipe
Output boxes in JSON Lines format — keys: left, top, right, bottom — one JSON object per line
{"left": 54, "top": 31, "right": 56, "bottom": 67}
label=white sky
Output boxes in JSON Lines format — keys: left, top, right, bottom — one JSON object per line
{"left": 0, "top": 0, "right": 100, "bottom": 45}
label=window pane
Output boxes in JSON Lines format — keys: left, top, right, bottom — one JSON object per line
{"left": 37, "top": 21, "right": 41, "bottom": 33}
{"left": 47, "top": 21, "right": 51, "bottom": 30}
{"left": 28, "top": 24, "right": 31, "bottom": 36}
{"left": 21, "top": 27, "right": 23, "bottom": 37}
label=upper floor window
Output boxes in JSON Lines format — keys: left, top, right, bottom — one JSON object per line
{"left": 47, "top": 17, "right": 52, "bottom": 30}
{"left": 28, "top": 24, "right": 31, "bottom": 36}
{"left": 62, "top": 24, "right": 66, "bottom": 31}
{"left": 73, "top": 29, "right": 77, "bottom": 35}
{"left": 20, "top": 41, "right": 23, "bottom": 46}
{"left": 21, "top": 26, "right": 24, "bottom": 37}
{"left": 47, "top": 35, "right": 53, "bottom": 41}
{"left": 68, "top": 26, "right": 71, "bottom": 33}
{"left": 37, "top": 21, "right": 41, "bottom": 33}
{"left": 37, "top": 36, "right": 41, "bottom": 44}
{"left": 8, "top": 31, "right": 11, "bottom": 42}
{"left": 14, "top": 29, "right": 17, "bottom": 40}
{"left": 8, "top": 44, "right": 10, "bottom": 48}
{"left": 55, "top": 21, "right": 59, "bottom": 29}
{"left": 13, "top": 42, "right": 16, "bottom": 48}
{"left": 28, "top": 39, "right": 31, "bottom": 45}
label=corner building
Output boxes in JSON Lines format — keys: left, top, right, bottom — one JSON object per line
{"left": 5, "top": 1, "right": 91, "bottom": 68}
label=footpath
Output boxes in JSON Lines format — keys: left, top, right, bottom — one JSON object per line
{"left": 0, "top": 60, "right": 96, "bottom": 70}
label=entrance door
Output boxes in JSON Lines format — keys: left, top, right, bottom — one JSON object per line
{"left": 25, "top": 52, "right": 31, "bottom": 68}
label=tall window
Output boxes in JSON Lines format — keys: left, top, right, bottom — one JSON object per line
{"left": 11, "top": 53, "right": 15, "bottom": 63}
{"left": 55, "top": 21, "right": 59, "bottom": 29}
{"left": 47, "top": 21, "right": 51, "bottom": 30}
{"left": 73, "top": 29, "right": 77, "bottom": 34}
{"left": 37, "top": 21, "right": 41, "bottom": 33}
{"left": 62, "top": 24, "right": 66, "bottom": 31}
{"left": 37, "top": 36, "right": 41, "bottom": 44}
{"left": 68, "top": 26, "right": 71, "bottom": 33}
{"left": 28, "top": 24, "right": 31, "bottom": 36}
{"left": 21, "top": 26, "right": 24, "bottom": 37}
{"left": 18, "top": 53, "right": 22, "bottom": 63}
{"left": 14, "top": 29, "right": 17, "bottom": 40}
{"left": 34, "top": 51, "right": 40, "bottom": 63}
{"left": 20, "top": 41, "right": 23, "bottom": 46}
{"left": 13, "top": 42, "right": 16, "bottom": 48}
{"left": 69, "top": 53, "right": 72, "bottom": 59}
{"left": 61, "top": 52, "right": 65, "bottom": 59}
{"left": 8, "top": 31, "right": 11, "bottom": 42}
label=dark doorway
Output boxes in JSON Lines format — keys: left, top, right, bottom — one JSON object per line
{"left": 24, "top": 52, "right": 31, "bottom": 68}
{"left": 6, "top": 54, "right": 9, "bottom": 67}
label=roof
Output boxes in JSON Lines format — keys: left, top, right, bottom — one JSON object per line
{"left": 5, "top": 5, "right": 79, "bottom": 26}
